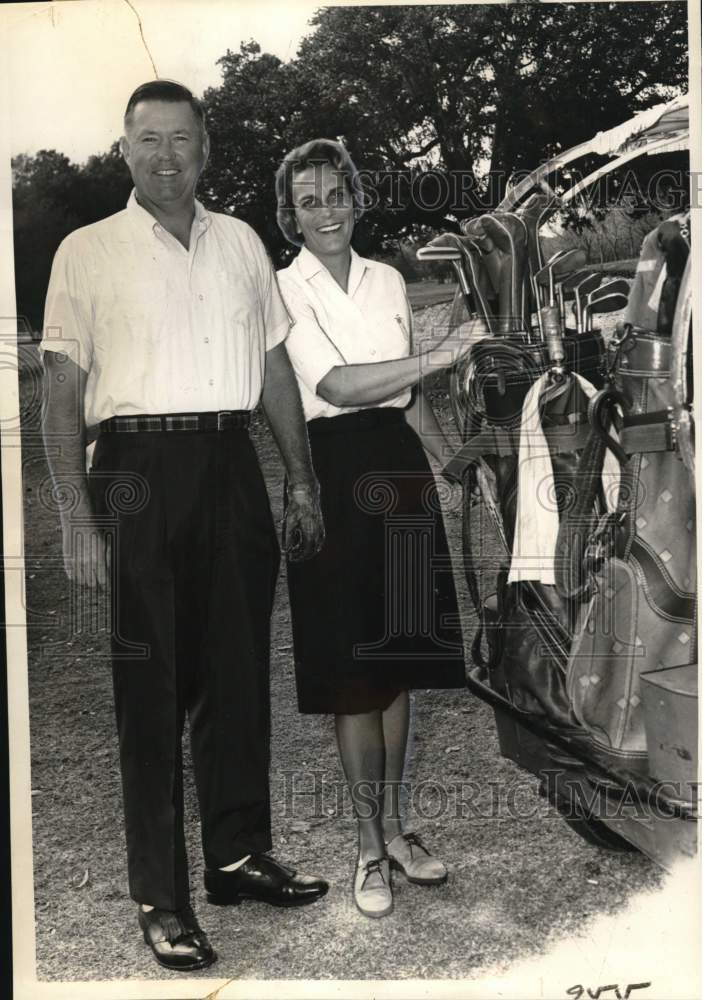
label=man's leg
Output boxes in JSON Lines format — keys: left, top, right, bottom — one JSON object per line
{"left": 183, "top": 431, "right": 278, "bottom": 866}
{"left": 95, "top": 433, "right": 216, "bottom": 971}
{"left": 183, "top": 432, "right": 328, "bottom": 908}
{"left": 111, "top": 575, "right": 189, "bottom": 910}
{"left": 93, "top": 436, "right": 190, "bottom": 911}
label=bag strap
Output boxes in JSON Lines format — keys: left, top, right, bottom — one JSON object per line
{"left": 554, "top": 387, "right": 625, "bottom": 601}
{"left": 618, "top": 410, "right": 679, "bottom": 455}
{"left": 459, "top": 464, "right": 489, "bottom": 670}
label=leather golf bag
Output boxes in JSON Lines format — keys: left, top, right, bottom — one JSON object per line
{"left": 565, "top": 323, "right": 696, "bottom": 774}
{"left": 446, "top": 331, "right": 605, "bottom": 730}
{"left": 446, "top": 211, "right": 695, "bottom": 776}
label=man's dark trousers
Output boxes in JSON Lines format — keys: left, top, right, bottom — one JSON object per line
{"left": 89, "top": 424, "right": 280, "bottom": 910}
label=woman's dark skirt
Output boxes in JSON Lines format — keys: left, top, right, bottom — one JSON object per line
{"left": 287, "top": 407, "right": 465, "bottom": 714}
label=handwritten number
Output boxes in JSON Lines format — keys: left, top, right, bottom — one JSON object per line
{"left": 568, "top": 986, "right": 651, "bottom": 1000}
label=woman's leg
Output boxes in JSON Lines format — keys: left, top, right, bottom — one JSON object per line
{"left": 380, "top": 690, "right": 411, "bottom": 843}
{"left": 334, "top": 709, "right": 386, "bottom": 862}
{"left": 380, "top": 690, "right": 448, "bottom": 885}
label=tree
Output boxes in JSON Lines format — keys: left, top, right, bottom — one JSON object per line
{"left": 201, "top": 3, "right": 687, "bottom": 261}
{"left": 12, "top": 145, "right": 131, "bottom": 330}
{"left": 13, "top": 1, "right": 688, "bottom": 316}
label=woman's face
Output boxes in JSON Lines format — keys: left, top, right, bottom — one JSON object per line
{"left": 291, "top": 161, "right": 355, "bottom": 260}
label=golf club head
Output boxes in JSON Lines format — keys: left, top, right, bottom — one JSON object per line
{"left": 535, "top": 249, "right": 589, "bottom": 287}
{"left": 584, "top": 291, "right": 629, "bottom": 330}
{"left": 587, "top": 277, "right": 630, "bottom": 303}
{"left": 545, "top": 248, "right": 570, "bottom": 266}
{"left": 416, "top": 245, "right": 463, "bottom": 262}
{"left": 559, "top": 268, "right": 599, "bottom": 296}
{"left": 573, "top": 272, "right": 603, "bottom": 331}
{"left": 416, "top": 234, "right": 464, "bottom": 261}
{"left": 550, "top": 247, "right": 587, "bottom": 275}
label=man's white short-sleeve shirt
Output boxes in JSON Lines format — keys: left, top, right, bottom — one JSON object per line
{"left": 277, "top": 246, "right": 412, "bottom": 421}
{"left": 42, "top": 190, "right": 289, "bottom": 426}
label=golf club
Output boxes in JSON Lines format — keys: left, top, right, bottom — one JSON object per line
{"left": 416, "top": 240, "right": 474, "bottom": 307}
{"left": 572, "top": 272, "right": 603, "bottom": 333}
{"left": 584, "top": 290, "right": 629, "bottom": 331}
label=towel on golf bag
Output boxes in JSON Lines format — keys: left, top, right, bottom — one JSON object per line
{"left": 458, "top": 355, "right": 605, "bottom": 729}
{"left": 566, "top": 327, "right": 696, "bottom": 772}
{"left": 507, "top": 372, "right": 620, "bottom": 585}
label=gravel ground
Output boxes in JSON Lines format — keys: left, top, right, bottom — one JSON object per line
{"left": 21, "top": 297, "right": 663, "bottom": 984}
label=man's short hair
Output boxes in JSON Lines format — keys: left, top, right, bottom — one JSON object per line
{"left": 275, "top": 138, "right": 365, "bottom": 247}
{"left": 124, "top": 80, "right": 207, "bottom": 134}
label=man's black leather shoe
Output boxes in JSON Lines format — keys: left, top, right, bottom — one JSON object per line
{"left": 205, "top": 854, "right": 329, "bottom": 908}
{"left": 137, "top": 904, "right": 217, "bottom": 971}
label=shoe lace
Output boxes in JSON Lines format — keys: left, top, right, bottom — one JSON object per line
{"left": 168, "top": 906, "right": 202, "bottom": 945}
{"left": 360, "top": 857, "right": 387, "bottom": 890}
{"left": 402, "top": 832, "right": 429, "bottom": 859}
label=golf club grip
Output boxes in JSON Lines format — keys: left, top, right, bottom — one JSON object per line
{"left": 541, "top": 304, "right": 564, "bottom": 364}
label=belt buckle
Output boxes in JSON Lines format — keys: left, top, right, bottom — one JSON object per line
{"left": 217, "top": 411, "right": 230, "bottom": 431}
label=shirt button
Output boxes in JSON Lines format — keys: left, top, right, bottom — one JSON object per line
{"left": 204, "top": 337, "right": 210, "bottom": 344}
{"left": 198, "top": 294, "right": 204, "bottom": 301}
{"left": 370, "top": 349, "right": 377, "bottom": 356}
{"left": 208, "top": 378, "right": 214, "bottom": 386}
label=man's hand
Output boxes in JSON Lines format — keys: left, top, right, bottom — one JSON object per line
{"left": 60, "top": 506, "right": 110, "bottom": 588}
{"left": 283, "top": 484, "right": 325, "bottom": 562}
{"left": 43, "top": 352, "right": 109, "bottom": 586}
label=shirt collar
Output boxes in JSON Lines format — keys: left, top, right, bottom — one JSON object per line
{"left": 126, "top": 188, "right": 211, "bottom": 236}
{"left": 296, "top": 245, "right": 370, "bottom": 295}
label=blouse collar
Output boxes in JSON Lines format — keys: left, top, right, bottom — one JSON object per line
{"left": 296, "top": 245, "right": 370, "bottom": 297}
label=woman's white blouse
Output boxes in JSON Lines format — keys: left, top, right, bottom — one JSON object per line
{"left": 276, "top": 246, "right": 413, "bottom": 420}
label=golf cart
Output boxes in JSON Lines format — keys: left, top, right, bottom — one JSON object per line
{"left": 417, "top": 95, "right": 695, "bottom": 868}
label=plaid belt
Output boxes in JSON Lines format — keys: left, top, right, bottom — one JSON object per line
{"left": 99, "top": 411, "right": 251, "bottom": 434}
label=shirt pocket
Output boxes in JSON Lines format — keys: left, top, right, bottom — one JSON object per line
{"left": 367, "top": 309, "right": 410, "bottom": 362}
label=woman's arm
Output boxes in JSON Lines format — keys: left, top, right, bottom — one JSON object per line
{"left": 317, "top": 351, "right": 423, "bottom": 407}
{"left": 316, "top": 325, "right": 481, "bottom": 407}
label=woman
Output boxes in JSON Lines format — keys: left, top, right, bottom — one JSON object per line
{"left": 275, "top": 139, "right": 480, "bottom": 919}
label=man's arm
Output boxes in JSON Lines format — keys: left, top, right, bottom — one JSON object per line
{"left": 260, "top": 342, "right": 324, "bottom": 562}
{"left": 42, "top": 352, "right": 108, "bottom": 587}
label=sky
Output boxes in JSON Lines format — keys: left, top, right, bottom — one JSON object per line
{"left": 5, "top": 0, "right": 324, "bottom": 163}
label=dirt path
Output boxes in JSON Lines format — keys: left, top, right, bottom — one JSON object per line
{"left": 20, "top": 307, "right": 662, "bottom": 983}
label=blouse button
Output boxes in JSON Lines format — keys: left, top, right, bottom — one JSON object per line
{"left": 370, "top": 349, "right": 377, "bottom": 357}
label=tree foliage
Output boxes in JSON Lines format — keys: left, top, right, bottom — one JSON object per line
{"left": 13, "top": 3, "right": 688, "bottom": 325}
{"left": 12, "top": 144, "right": 131, "bottom": 329}
{"left": 202, "top": 3, "right": 686, "bottom": 261}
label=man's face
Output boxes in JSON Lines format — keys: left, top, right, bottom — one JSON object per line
{"left": 120, "top": 100, "right": 209, "bottom": 211}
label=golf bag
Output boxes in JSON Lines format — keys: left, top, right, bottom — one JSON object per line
{"left": 443, "top": 210, "right": 695, "bottom": 779}
{"left": 565, "top": 217, "right": 695, "bottom": 773}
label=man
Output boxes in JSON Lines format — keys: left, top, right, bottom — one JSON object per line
{"left": 41, "top": 80, "right": 328, "bottom": 973}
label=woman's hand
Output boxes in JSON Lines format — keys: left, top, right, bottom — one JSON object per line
{"left": 418, "top": 316, "right": 488, "bottom": 367}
